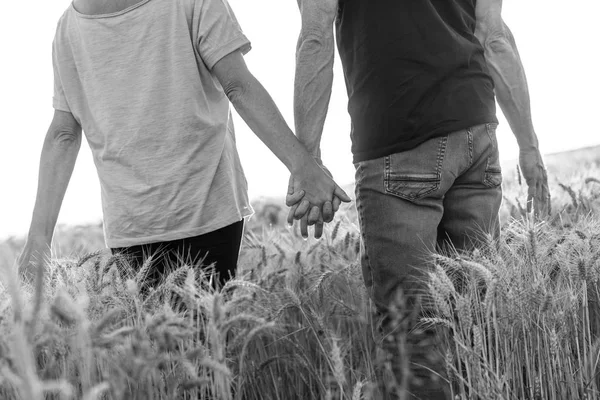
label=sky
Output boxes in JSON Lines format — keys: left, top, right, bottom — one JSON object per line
{"left": 0, "top": 0, "right": 599, "bottom": 241}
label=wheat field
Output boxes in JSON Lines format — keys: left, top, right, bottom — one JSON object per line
{"left": 1, "top": 147, "right": 600, "bottom": 400}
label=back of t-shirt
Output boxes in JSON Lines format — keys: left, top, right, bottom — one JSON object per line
{"left": 52, "top": 0, "right": 254, "bottom": 247}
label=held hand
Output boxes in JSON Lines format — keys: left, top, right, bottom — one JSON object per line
{"left": 285, "top": 162, "right": 351, "bottom": 239}
{"left": 519, "top": 147, "right": 551, "bottom": 218}
{"left": 17, "top": 236, "right": 51, "bottom": 284}
{"left": 286, "top": 164, "right": 343, "bottom": 218}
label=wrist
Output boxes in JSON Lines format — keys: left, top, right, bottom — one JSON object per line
{"left": 518, "top": 142, "right": 539, "bottom": 153}
{"left": 514, "top": 127, "right": 538, "bottom": 151}
{"left": 27, "top": 229, "right": 53, "bottom": 247}
{"left": 290, "top": 151, "right": 318, "bottom": 176}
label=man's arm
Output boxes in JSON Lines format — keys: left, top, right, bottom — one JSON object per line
{"left": 19, "top": 110, "right": 82, "bottom": 281}
{"left": 294, "top": 0, "right": 338, "bottom": 160}
{"left": 475, "top": 0, "right": 550, "bottom": 217}
{"left": 286, "top": 0, "right": 340, "bottom": 238}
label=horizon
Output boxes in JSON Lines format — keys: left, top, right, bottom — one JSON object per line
{"left": 1, "top": 0, "right": 599, "bottom": 241}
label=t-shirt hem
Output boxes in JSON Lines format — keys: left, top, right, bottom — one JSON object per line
{"left": 53, "top": 99, "right": 71, "bottom": 113}
{"left": 204, "top": 36, "right": 252, "bottom": 70}
{"left": 105, "top": 209, "right": 254, "bottom": 248}
{"left": 352, "top": 116, "right": 498, "bottom": 163}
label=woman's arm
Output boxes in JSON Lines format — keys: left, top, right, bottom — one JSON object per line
{"left": 19, "top": 110, "right": 81, "bottom": 281}
{"left": 212, "top": 50, "right": 350, "bottom": 237}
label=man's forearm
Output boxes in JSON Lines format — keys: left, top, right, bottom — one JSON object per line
{"left": 28, "top": 129, "right": 81, "bottom": 242}
{"left": 294, "top": 26, "right": 336, "bottom": 160}
{"left": 483, "top": 23, "right": 538, "bottom": 151}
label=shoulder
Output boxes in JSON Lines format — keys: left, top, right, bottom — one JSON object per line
{"left": 53, "top": 6, "right": 72, "bottom": 45}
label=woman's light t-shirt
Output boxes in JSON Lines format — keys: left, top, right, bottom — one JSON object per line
{"left": 52, "top": 0, "right": 254, "bottom": 247}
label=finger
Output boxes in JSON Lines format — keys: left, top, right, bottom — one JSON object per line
{"left": 541, "top": 171, "right": 551, "bottom": 216}
{"left": 333, "top": 196, "right": 342, "bottom": 213}
{"left": 294, "top": 199, "right": 311, "bottom": 219}
{"left": 543, "top": 182, "right": 552, "bottom": 216}
{"left": 308, "top": 206, "right": 321, "bottom": 226}
{"left": 322, "top": 201, "right": 333, "bottom": 223}
{"left": 334, "top": 186, "right": 352, "bottom": 203}
{"left": 533, "top": 166, "right": 548, "bottom": 217}
{"left": 536, "top": 179, "right": 551, "bottom": 219}
{"left": 300, "top": 215, "right": 309, "bottom": 239}
{"left": 527, "top": 185, "right": 536, "bottom": 214}
{"left": 287, "top": 176, "right": 294, "bottom": 195}
{"left": 314, "top": 219, "right": 324, "bottom": 239}
{"left": 286, "top": 190, "right": 305, "bottom": 207}
{"left": 534, "top": 181, "right": 543, "bottom": 219}
{"left": 287, "top": 203, "right": 299, "bottom": 226}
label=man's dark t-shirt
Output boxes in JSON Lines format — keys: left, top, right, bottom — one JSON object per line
{"left": 336, "top": 0, "right": 498, "bottom": 163}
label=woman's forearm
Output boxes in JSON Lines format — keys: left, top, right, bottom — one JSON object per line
{"left": 27, "top": 128, "right": 81, "bottom": 242}
{"left": 226, "top": 73, "right": 316, "bottom": 175}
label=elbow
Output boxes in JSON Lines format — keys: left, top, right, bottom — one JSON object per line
{"left": 478, "top": 27, "right": 513, "bottom": 56}
{"left": 485, "top": 34, "right": 513, "bottom": 55}
{"left": 47, "top": 128, "right": 82, "bottom": 150}
{"left": 297, "top": 29, "right": 333, "bottom": 56}
{"left": 223, "top": 77, "right": 251, "bottom": 107}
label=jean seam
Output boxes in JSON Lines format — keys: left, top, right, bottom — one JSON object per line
{"left": 355, "top": 165, "right": 374, "bottom": 300}
{"left": 384, "top": 155, "right": 390, "bottom": 192}
{"left": 468, "top": 128, "right": 474, "bottom": 167}
{"left": 435, "top": 135, "right": 448, "bottom": 180}
{"left": 457, "top": 128, "right": 474, "bottom": 178}
{"left": 484, "top": 124, "right": 503, "bottom": 188}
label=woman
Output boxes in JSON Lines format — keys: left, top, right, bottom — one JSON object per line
{"left": 18, "top": 0, "right": 349, "bottom": 289}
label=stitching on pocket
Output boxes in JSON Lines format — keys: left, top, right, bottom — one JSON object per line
{"left": 484, "top": 171, "right": 503, "bottom": 188}
{"left": 484, "top": 161, "right": 502, "bottom": 188}
{"left": 384, "top": 136, "right": 447, "bottom": 201}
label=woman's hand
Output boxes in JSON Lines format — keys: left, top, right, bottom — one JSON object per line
{"left": 17, "top": 236, "right": 51, "bottom": 284}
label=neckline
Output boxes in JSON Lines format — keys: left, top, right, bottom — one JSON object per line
{"left": 70, "top": 0, "right": 153, "bottom": 19}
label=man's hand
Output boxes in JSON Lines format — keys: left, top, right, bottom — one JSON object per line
{"left": 519, "top": 147, "right": 550, "bottom": 218}
{"left": 17, "top": 236, "right": 51, "bottom": 284}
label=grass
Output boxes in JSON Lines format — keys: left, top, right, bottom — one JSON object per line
{"left": 0, "top": 152, "right": 599, "bottom": 399}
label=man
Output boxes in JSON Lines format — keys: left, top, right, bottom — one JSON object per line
{"left": 287, "top": 0, "right": 550, "bottom": 398}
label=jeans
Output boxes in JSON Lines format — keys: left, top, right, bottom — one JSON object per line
{"left": 111, "top": 220, "right": 244, "bottom": 290}
{"left": 354, "top": 123, "right": 503, "bottom": 399}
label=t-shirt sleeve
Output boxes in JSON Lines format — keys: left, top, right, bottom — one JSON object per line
{"left": 195, "top": 0, "right": 252, "bottom": 70}
{"left": 52, "top": 37, "right": 71, "bottom": 112}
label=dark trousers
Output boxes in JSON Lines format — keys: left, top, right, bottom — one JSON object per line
{"left": 111, "top": 220, "right": 244, "bottom": 290}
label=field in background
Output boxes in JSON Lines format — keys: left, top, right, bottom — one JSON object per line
{"left": 0, "top": 145, "right": 599, "bottom": 399}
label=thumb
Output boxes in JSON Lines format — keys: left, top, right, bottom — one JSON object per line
{"left": 286, "top": 190, "right": 305, "bottom": 207}
{"left": 334, "top": 186, "right": 352, "bottom": 203}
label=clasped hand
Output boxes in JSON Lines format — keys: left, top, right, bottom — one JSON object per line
{"left": 286, "top": 160, "right": 351, "bottom": 239}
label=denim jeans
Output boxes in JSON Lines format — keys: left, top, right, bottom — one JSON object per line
{"left": 355, "top": 123, "right": 503, "bottom": 399}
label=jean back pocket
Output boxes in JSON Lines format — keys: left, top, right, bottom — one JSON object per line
{"left": 384, "top": 136, "right": 447, "bottom": 201}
